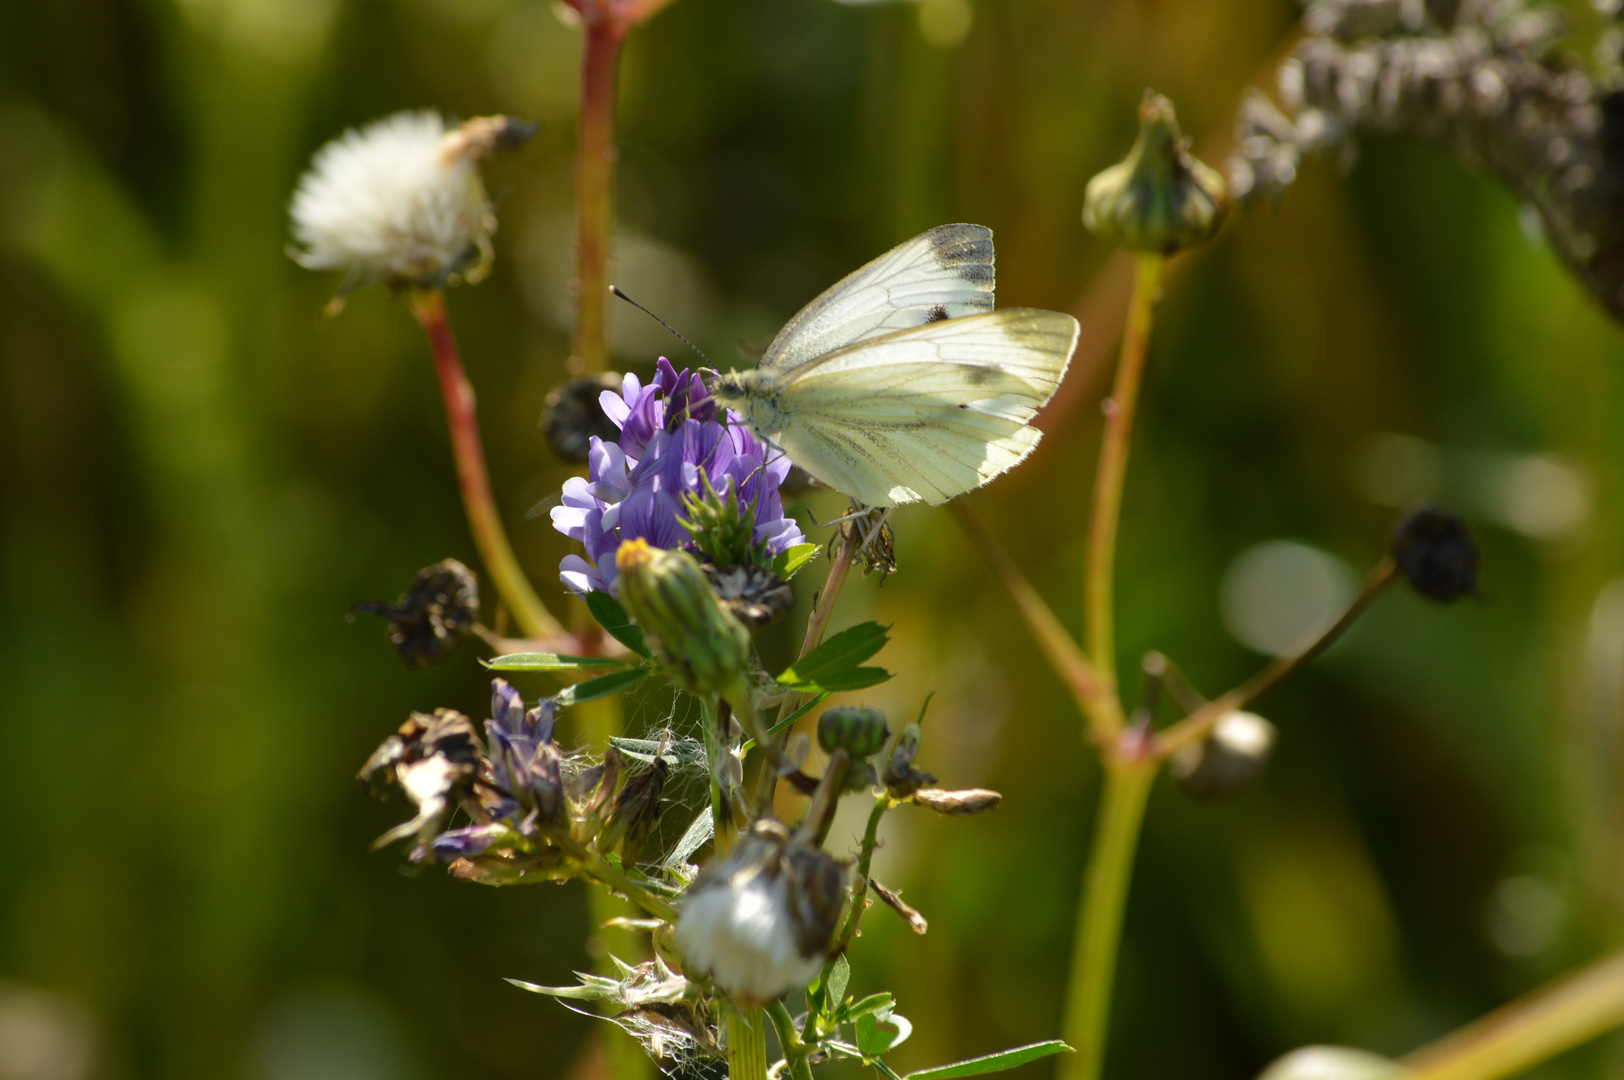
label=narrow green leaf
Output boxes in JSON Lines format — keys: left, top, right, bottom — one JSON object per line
{"left": 586, "top": 591, "right": 651, "bottom": 658}
{"left": 609, "top": 736, "right": 707, "bottom": 768}
{"left": 767, "top": 691, "right": 831, "bottom": 737}
{"left": 485, "top": 652, "right": 632, "bottom": 672}
{"left": 771, "top": 543, "right": 820, "bottom": 579}
{"left": 839, "top": 993, "right": 895, "bottom": 1023}
{"left": 782, "top": 667, "right": 891, "bottom": 693}
{"left": 905, "top": 1041, "right": 1074, "bottom": 1080}
{"left": 555, "top": 667, "right": 651, "bottom": 706}
{"left": 827, "top": 954, "right": 851, "bottom": 1012}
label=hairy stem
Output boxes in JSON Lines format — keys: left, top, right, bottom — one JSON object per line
{"left": 410, "top": 289, "right": 563, "bottom": 641}
{"left": 1057, "top": 757, "right": 1156, "bottom": 1080}
{"left": 573, "top": 16, "right": 624, "bottom": 373}
{"left": 1402, "top": 949, "right": 1624, "bottom": 1080}
{"left": 1154, "top": 558, "right": 1397, "bottom": 759}
{"left": 727, "top": 1005, "right": 770, "bottom": 1080}
{"left": 1083, "top": 253, "right": 1163, "bottom": 731}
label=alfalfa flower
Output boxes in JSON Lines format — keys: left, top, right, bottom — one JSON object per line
{"left": 289, "top": 112, "right": 533, "bottom": 305}
{"left": 674, "top": 820, "right": 847, "bottom": 1006}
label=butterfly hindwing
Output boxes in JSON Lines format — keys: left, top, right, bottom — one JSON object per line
{"left": 757, "top": 224, "right": 995, "bottom": 373}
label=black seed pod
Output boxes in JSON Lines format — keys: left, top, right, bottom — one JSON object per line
{"left": 817, "top": 707, "right": 890, "bottom": 758}
{"left": 1391, "top": 504, "right": 1479, "bottom": 603}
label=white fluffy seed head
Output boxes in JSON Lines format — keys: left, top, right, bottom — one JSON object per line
{"left": 288, "top": 111, "right": 495, "bottom": 291}
{"left": 675, "top": 870, "right": 825, "bottom": 1007}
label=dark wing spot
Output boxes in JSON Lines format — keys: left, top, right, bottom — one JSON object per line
{"left": 964, "top": 365, "right": 995, "bottom": 385}
{"left": 927, "top": 305, "right": 950, "bottom": 323}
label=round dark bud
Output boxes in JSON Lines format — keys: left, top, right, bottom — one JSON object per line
{"left": 540, "top": 372, "right": 624, "bottom": 463}
{"left": 1391, "top": 504, "right": 1479, "bottom": 603}
{"left": 817, "top": 706, "right": 890, "bottom": 758}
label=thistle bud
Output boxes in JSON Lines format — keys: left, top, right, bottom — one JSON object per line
{"left": 817, "top": 707, "right": 891, "bottom": 758}
{"left": 910, "top": 788, "right": 1002, "bottom": 817}
{"left": 1391, "top": 504, "right": 1479, "bottom": 603}
{"left": 615, "top": 539, "right": 751, "bottom": 698}
{"left": 1171, "top": 710, "right": 1276, "bottom": 801}
{"left": 674, "top": 819, "right": 848, "bottom": 1006}
{"left": 1256, "top": 1047, "right": 1407, "bottom": 1080}
{"left": 1083, "top": 91, "right": 1227, "bottom": 255}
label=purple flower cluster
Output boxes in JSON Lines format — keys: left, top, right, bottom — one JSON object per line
{"left": 552, "top": 358, "right": 804, "bottom": 596}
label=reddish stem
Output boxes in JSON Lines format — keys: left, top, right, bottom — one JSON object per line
{"left": 573, "top": 15, "right": 625, "bottom": 373}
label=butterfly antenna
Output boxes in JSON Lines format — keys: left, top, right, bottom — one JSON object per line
{"left": 610, "top": 286, "right": 713, "bottom": 367}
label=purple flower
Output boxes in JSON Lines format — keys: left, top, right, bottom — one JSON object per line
{"left": 551, "top": 358, "right": 804, "bottom": 596}
{"left": 482, "top": 678, "right": 562, "bottom": 824}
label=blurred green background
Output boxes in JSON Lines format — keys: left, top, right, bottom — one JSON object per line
{"left": 4, "top": 0, "right": 1624, "bottom": 1077}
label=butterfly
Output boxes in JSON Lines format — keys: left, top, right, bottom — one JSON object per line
{"left": 709, "top": 224, "right": 1080, "bottom": 507}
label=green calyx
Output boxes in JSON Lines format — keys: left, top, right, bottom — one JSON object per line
{"left": 1083, "top": 90, "right": 1227, "bottom": 255}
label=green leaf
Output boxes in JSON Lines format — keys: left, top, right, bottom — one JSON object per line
{"left": 905, "top": 1042, "right": 1074, "bottom": 1080}
{"left": 771, "top": 543, "right": 820, "bottom": 579}
{"left": 777, "top": 622, "right": 891, "bottom": 693}
{"left": 485, "top": 652, "right": 633, "bottom": 672}
{"left": 555, "top": 667, "right": 651, "bottom": 706}
{"left": 826, "top": 954, "right": 850, "bottom": 1013}
{"left": 838, "top": 993, "right": 895, "bottom": 1023}
{"left": 856, "top": 1011, "right": 909, "bottom": 1057}
{"left": 767, "top": 691, "right": 831, "bottom": 737}
{"left": 586, "top": 591, "right": 650, "bottom": 658}
{"left": 609, "top": 736, "right": 707, "bottom": 768}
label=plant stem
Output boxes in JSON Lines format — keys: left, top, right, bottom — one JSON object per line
{"left": 551, "top": 832, "right": 681, "bottom": 922}
{"left": 1401, "top": 949, "right": 1624, "bottom": 1080}
{"left": 573, "top": 15, "right": 624, "bottom": 373}
{"left": 951, "top": 500, "right": 1108, "bottom": 737}
{"left": 767, "top": 1000, "right": 815, "bottom": 1080}
{"left": 802, "top": 526, "right": 863, "bottom": 658}
{"left": 1057, "top": 757, "right": 1156, "bottom": 1080}
{"left": 410, "top": 289, "right": 564, "bottom": 641}
{"left": 727, "top": 1005, "right": 770, "bottom": 1080}
{"left": 1082, "top": 253, "right": 1163, "bottom": 732}
{"left": 1154, "top": 558, "right": 1397, "bottom": 759}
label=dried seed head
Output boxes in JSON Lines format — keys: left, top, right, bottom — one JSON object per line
{"left": 882, "top": 722, "right": 936, "bottom": 798}
{"left": 350, "top": 559, "right": 479, "bottom": 668}
{"left": 600, "top": 756, "right": 669, "bottom": 865}
{"left": 1171, "top": 710, "right": 1276, "bottom": 801}
{"left": 704, "top": 564, "right": 795, "bottom": 629}
{"left": 910, "top": 787, "right": 1002, "bottom": 817}
{"left": 540, "top": 372, "right": 625, "bottom": 463}
{"left": 1391, "top": 503, "right": 1479, "bottom": 602}
{"left": 1083, "top": 91, "right": 1228, "bottom": 255}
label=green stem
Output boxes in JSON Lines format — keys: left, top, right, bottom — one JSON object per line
{"left": 1082, "top": 253, "right": 1162, "bottom": 735}
{"left": 768, "top": 1000, "right": 816, "bottom": 1080}
{"left": 727, "top": 1005, "right": 770, "bottom": 1080}
{"left": 1401, "top": 949, "right": 1624, "bottom": 1080}
{"left": 410, "top": 289, "right": 564, "bottom": 641}
{"left": 573, "top": 14, "right": 623, "bottom": 373}
{"left": 1057, "top": 759, "right": 1156, "bottom": 1080}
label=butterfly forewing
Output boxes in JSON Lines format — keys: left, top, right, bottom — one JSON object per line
{"left": 770, "top": 309, "right": 1080, "bottom": 506}
{"left": 757, "top": 224, "right": 995, "bottom": 373}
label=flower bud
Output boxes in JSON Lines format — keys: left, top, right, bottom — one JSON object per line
{"left": 674, "top": 819, "right": 847, "bottom": 1006}
{"left": 1083, "top": 91, "right": 1227, "bottom": 255}
{"left": 599, "top": 757, "right": 669, "bottom": 865}
{"left": 350, "top": 559, "right": 479, "bottom": 668}
{"left": 1391, "top": 504, "right": 1479, "bottom": 603}
{"left": 817, "top": 707, "right": 891, "bottom": 758}
{"left": 615, "top": 539, "right": 751, "bottom": 698}
{"left": 1256, "top": 1046, "right": 1408, "bottom": 1080}
{"left": 910, "top": 787, "right": 1002, "bottom": 817}
{"left": 1171, "top": 710, "right": 1277, "bottom": 801}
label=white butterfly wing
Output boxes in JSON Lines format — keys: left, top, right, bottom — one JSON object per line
{"left": 769, "top": 309, "right": 1080, "bottom": 506}
{"left": 757, "top": 224, "right": 995, "bottom": 373}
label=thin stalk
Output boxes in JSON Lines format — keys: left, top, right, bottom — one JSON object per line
{"left": 573, "top": 15, "right": 624, "bottom": 373}
{"left": 1154, "top": 558, "right": 1397, "bottom": 759}
{"left": 410, "top": 290, "right": 564, "bottom": 641}
{"left": 727, "top": 1005, "right": 770, "bottom": 1080}
{"left": 1083, "top": 253, "right": 1163, "bottom": 728}
{"left": 767, "top": 1001, "right": 815, "bottom": 1080}
{"left": 951, "top": 500, "right": 1111, "bottom": 738}
{"left": 553, "top": 832, "right": 681, "bottom": 922}
{"left": 1057, "top": 758, "right": 1156, "bottom": 1080}
{"left": 1401, "top": 949, "right": 1624, "bottom": 1080}
{"left": 832, "top": 794, "right": 890, "bottom": 953}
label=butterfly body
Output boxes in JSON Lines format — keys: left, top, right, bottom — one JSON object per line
{"left": 711, "top": 225, "right": 1080, "bottom": 507}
